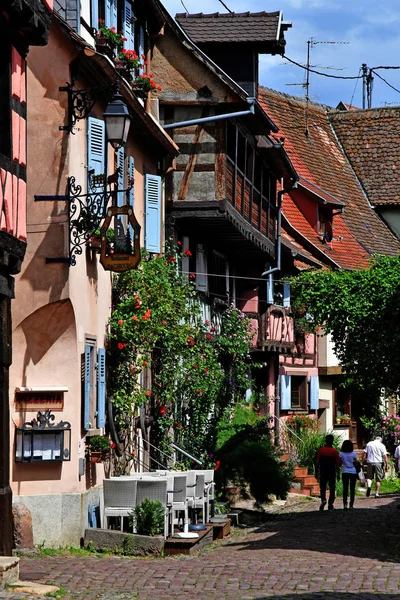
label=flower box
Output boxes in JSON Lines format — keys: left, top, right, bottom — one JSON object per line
{"left": 131, "top": 82, "right": 148, "bottom": 99}
{"left": 89, "top": 451, "right": 109, "bottom": 463}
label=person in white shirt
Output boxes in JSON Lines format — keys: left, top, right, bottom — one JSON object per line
{"left": 363, "top": 436, "right": 388, "bottom": 498}
{"left": 394, "top": 444, "right": 400, "bottom": 476}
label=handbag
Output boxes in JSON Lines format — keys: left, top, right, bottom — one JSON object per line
{"left": 354, "top": 460, "right": 362, "bottom": 474}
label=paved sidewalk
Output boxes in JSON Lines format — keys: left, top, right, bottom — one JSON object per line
{"left": 2, "top": 495, "right": 400, "bottom": 600}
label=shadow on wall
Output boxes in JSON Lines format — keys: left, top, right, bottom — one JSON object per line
{"left": 18, "top": 299, "right": 76, "bottom": 384}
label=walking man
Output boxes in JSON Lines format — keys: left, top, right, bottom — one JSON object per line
{"left": 315, "top": 434, "right": 340, "bottom": 511}
{"left": 363, "top": 436, "right": 388, "bottom": 498}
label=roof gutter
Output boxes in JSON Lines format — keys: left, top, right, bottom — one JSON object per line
{"left": 163, "top": 97, "right": 256, "bottom": 130}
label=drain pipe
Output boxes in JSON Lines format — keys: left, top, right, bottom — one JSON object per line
{"left": 163, "top": 97, "right": 255, "bottom": 130}
{"left": 262, "top": 178, "right": 297, "bottom": 446}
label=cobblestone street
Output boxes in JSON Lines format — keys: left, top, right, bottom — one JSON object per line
{"left": 3, "top": 495, "right": 400, "bottom": 600}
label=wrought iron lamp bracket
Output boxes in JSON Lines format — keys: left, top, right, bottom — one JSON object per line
{"left": 59, "top": 80, "right": 114, "bottom": 134}
{"left": 22, "top": 409, "right": 71, "bottom": 431}
{"left": 69, "top": 174, "right": 133, "bottom": 266}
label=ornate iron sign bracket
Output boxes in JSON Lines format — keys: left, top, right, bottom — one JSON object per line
{"left": 59, "top": 80, "right": 114, "bottom": 134}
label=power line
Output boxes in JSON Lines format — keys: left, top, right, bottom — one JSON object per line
{"left": 217, "top": 0, "right": 233, "bottom": 13}
{"left": 349, "top": 68, "right": 362, "bottom": 107}
{"left": 180, "top": 0, "right": 189, "bottom": 12}
{"left": 373, "top": 71, "right": 400, "bottom": 96}
{"left": 283, "top": 55, "right": 363, "bottom": 80}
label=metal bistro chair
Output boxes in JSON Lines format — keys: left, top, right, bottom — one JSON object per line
{"left": 103, "top": 478, "right": 137, "bottom": 531}
{"left": 135, "top": 478, "right": 170, "bottom": 539}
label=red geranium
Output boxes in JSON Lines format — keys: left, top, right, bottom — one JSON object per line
{"left": 159, "top": 406, "right": 166, "bottom": 416}
{"left": 117, "top": 342, "right": 126, "bottom": 350}
{"left": 183, "top": 249, "right": 192, "bottom": 257}
{"left": 118, "top": 319, "right": 123, "bottom": 325}
{"left": 146, "top": 390, "right": 151, "bottom": 397}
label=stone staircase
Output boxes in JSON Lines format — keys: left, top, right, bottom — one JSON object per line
{"left": 290, "top": 467, "right": 320, "bottom": 497}
{"left": 281, "top": 453, "right": 320, "bottom": 497}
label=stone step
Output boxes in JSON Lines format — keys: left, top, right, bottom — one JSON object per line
{"left": 294, "top": 467, "right": 308, "bottom": 477}
{"left": 300, "top": 475, "right": 318, "bottom": 486}
{"left": 304, "top": 484, "right": 320, "bottom": 496}
{"left": 289, "top": 487, "right": 311, "bottom": 496}
{"left": 0, "top": 557, "right": 19, "bottom": 586}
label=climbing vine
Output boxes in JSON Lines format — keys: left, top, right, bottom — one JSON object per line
{"left": 108, "top": 243, "right": 254, "bottom": 468}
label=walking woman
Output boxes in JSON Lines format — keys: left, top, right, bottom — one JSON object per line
{"left": 339, "top": 440, "right": 358, "bottom": 510}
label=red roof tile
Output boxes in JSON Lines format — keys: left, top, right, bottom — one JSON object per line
{"left": 329, "top": 107, "right": 400, "bottom": 206}
{"left": 258, "top": 87, "right": 400, "bottom": 257}
{"left": 282, "top": 195, "right": 371, "bottom": 270}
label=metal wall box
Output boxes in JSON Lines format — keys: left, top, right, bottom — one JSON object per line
{"left": 15, "top": 410, "right": 71, "bottom": 463}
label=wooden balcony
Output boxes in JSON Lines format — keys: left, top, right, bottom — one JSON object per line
{"left": 258, "top": 306, "right": 295, "bottom": 353}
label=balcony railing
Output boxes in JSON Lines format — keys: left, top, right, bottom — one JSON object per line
{"left": 258, "top": 306, "right": 295, "bottom": 352}
{"left": 226, "top": 160, "right": 276, "bottom": 241}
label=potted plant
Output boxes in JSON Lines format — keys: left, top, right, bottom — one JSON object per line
{"left": 133, "top": 73, "right": 162, "bottom": 98}
{"left": 340, "top": 414, "right": 351, "bottom": 425}
{"left": 88, "top": 227, "right": 115, "bottom": 252}
{"left": 115, "top": 49, "right": 142, "bottom": 82}
{"left": 96, "top": 20, "right": 125, "bottom": 58}
{"left": 129, "top": 498, "right": 165, "bottom": 536}
{"left": 87, "top": 435, "right": 112, "bottom": 463}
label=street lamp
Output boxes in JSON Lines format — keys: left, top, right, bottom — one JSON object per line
{"left": 103, "top": 84, "right": 131, "bottom": 149}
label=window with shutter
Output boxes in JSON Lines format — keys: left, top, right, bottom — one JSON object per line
{"left": 267, "top": 274, "right": 274, "bottom": 304}
{"left": 97, "top": 348, "right": 106, "bottom": 428}
{"left": 145, "top": 173, "right": 162, "bottom": 253}
{"left": 309, "top": 375, "right": 319, "bottom": 410}
{"left": 138, "top": 24, "right": 145, "bottom": 74}
{"left": 91, "top": 0, "right": 99, "bottom": 30}
{"left": 116, "top": 146, "right": 125, "bottom": 207}
{"left": 87, "top": 117, "right": 105, "bottom": 191}
{"left": 83, "top": 344, "right": 91, "bottom": 430}
{"left": 110, "top": 0, "right": 117, "bottom": 30}
{"left": 83, "top": 338, "right": 97, "bottom": 431}
{"left": 123, "top": 0, "right": 135, "bottom": 50}
{"left": 280, "top": 374, "right": 291, "bottom": 410}
{"left": 196, "top": 244, "right": 208, "bottom": 292}
{"left": 291, "top": 376, "right": 308, "bottom": 410}
{"left": 283, "top": 283, "right": 291, "bottom": 308}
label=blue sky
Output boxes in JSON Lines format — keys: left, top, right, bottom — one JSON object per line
{"left": 162, "top": 0, "right": 400, "bottom": 109}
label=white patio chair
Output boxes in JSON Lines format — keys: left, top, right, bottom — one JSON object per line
{"left": 103, "top": 478, "right": 137, "bottom": 531}
{"left": 135, "top": 478, "right": 170, "bottom": 539}
{"left": 195, "top": 469, "right": 215, "bottom": 523}
{"left": 168, "top": 474, "right": 189, "bottom": 534}
{"left": 187, "top": 473, "right": 206, "bottom": 524}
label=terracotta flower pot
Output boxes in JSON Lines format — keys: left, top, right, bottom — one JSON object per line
{"left": 90, "top": 451, "right": 108, "bottom": 463}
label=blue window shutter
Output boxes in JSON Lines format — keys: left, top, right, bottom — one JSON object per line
{"left": 128, "top": 156, "right": 135, "bottom": 245}
{"left": 267, "top": 274, "right": 274, "bottom": 304}
{"left": 84, "top": 345, "right": 91, "bottom": 430}
{"left": 91, "top": 0, "right": 98, "bottom": 30}
{"left": 280, "top": 374, "right": 291, "bottom": 410}
{"left": 117, "top": 147, "right": 125, "bottom": 206}
{"left": 87, "top": 117, "right": 105, "bottom": 190}
{"left": 310, "top": 375, "right": 319, "bottom": 410}
{"left": 138, "top": 25, "right": 145, "bottom": 74}
{"left": 97, "top": 348, "right": 106, "bottom": 428}
{"left": 145, "top": 174, "right": 162, "bottom": 253}
{"left": 123, "top": 1, "right": 135, "bottom": 50}
{"left": 283, "top": 283, "right": 291, "bottom": 307}
{"left": 128, "top": 156, "right": 135, "bottom": 207}
{"left": 105, "top": 0, "right": 111, "bottom": 27}
{"left": 110, "top": 0, "right": 117, "bottom": 30}
{"left": 196, "top": 243, "right": 208, "bottom": 292}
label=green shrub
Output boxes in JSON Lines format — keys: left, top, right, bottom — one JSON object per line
{"left": 216, "top": 403, "right": 261, "bottom": 450}
{"left": 288, "top": 429, "right": 341, "bottom": 474}
{"left": 87, "top": 435, "right": 110, "bottom": 452}
{"left": 217, "top": 420, "right": 294, "bottom": 505}
{"left": 130, "top": 498, "right": 165, "bottom": 536}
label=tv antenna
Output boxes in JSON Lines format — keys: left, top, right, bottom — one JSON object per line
{"left": 286, "top": 39, "right": 349, "bottom": 136}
